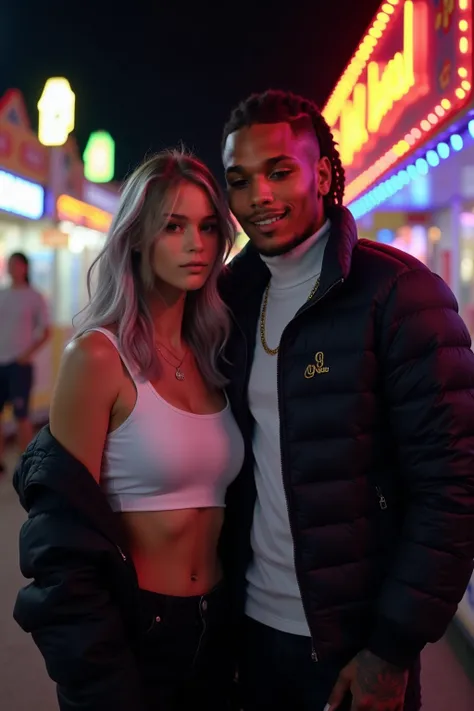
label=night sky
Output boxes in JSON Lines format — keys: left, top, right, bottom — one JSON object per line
{"left": 1, "top": 0, "right": 381, "bottom": 182}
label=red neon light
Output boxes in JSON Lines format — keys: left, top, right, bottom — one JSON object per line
{"left": 323, "top": 0, "right": 473, "bottom": 205}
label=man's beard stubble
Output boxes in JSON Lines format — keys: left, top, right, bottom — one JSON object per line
{"left": 255, "top": 223, "right": 318, "bottom": 257}
{"left": 252, "top": 177, "right": 324, "bottom": 258}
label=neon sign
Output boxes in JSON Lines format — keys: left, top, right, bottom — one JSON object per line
{"left": 83, "top": 131, "right": 115, "bottom": 183}
{"left": 368, "top": 1, "right": 415, "bottom": 132}
{"left": 323, "top": 0, "right": 473, "bottom": 205}
{"left": 56, "top": 194, "right": 112, "bottom": 233}
{"left": 349, "top": 121, "right": 474, "bottom": 219}
{"left": 338, "top": 1, "right": 417, "bottom": 165}
{"left": 38, "top": 78, "right": 75, "bottom": 147}
{"left": 0, "top": 169, "right": 44, "bottom": 220}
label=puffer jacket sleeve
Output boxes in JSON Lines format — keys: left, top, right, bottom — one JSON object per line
{"left": 14, "top": 510, "right": 146, "bottom": 711}
{"left": 367, "top": 267, "right": 474, "bottom": 668}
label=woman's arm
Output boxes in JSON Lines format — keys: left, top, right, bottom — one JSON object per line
{"left": 49, "top": 330, "right": 122, "bottom": 482}
{"left": 14, "top": 331, "right": 145, "bottom": 710}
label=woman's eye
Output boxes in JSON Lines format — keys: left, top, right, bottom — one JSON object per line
{"left": 201, "top": 223, "right": 218, "bottom": 233}
{"left": 165, "top": 222, "right": 183, "bottom": 233}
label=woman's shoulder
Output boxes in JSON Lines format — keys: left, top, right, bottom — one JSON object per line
{"left": 63, "top": 326, "right": 122, "bottom": 382}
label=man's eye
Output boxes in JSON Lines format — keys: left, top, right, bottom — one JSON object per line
{"left": 228, "top": 179, "right": 247, "bottom": 190}
{"left": 270, "top": 170, "right": 291, "bottom": 181}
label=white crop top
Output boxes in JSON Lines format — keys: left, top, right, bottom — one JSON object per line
{"left": 89, "top": 328, "right": 245, "bottom": 513}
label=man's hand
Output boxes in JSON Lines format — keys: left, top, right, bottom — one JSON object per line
{"left": 326, "top": 649, "right": 408, "bottom": 711}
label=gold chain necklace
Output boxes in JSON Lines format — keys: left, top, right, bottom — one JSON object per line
{"left": 155, "top": 343, "right": 188, "bottom": 381}
{"left": 260, "top": 276, "right": 321, "bottom": 356}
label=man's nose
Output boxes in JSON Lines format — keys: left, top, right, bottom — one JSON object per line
{"left": 250, "top": 177, "right": 274, "bottom": 208}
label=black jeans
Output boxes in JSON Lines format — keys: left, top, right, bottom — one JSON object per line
{"left": 238, "top": 617, "right": 351, "bottom": 711}
{"left": 0, "top": 362, "right": 33, "bottom": 418}
{"left": 136, "top": 582, "right": 233, "bottom": 710}
{"left": 238, "top": 617, "right": 422, "bottom": 711}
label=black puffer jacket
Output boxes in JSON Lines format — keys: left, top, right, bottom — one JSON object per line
{"left": 12, "top": 428, "right": 148, "bottom": 711}
{"left": 219, "top": 205, "right": 474, "bottom": 669}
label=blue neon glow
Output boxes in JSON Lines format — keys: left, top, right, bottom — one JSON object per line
{"left": 0, "top": 170, "right": 44, "bottom": 220}
{"left": 349, "top": 124, "right": 474, "bottom": 220}
{"left": 397, "top": 170, "right": 409, "bottom": 185}
{"left": 415, "top": 158, "right": 428, "bottom": 175}
{"left": 409, "top": 174, "right": 430, "bottom": 208}
{"left": 377, "top": 229, "right": 393, "bottom": 244}
{"left": 426, "top": 150, "right": 440, "bottom": 167}
{"left": 450, "top": 134, "right": 463, "bottom": 151}
{"left": 437, "top": 142, "right": 450, "bottom": 159}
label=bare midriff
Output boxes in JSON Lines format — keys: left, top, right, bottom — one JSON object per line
{"left": 119, "top": 507, "right": 224, "bottom": 596}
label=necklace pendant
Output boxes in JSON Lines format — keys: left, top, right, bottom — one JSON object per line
{"left": 175, "top": 368, "right": 185, "bottom": 381}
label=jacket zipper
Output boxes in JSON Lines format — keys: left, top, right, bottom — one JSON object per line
{"left": 277, "top": 350, "right": 319, "bottom": 662}
{"left": 117, "top": 545, "right": 127, "bottom": 562}
{"left": 276, "top": 276, "right": 345, "bottom": 663}
{"left": 376, "top": 486, "right": 388, "bottom": 510}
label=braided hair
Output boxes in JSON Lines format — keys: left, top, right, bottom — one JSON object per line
{"left": 222, "top": 90, "right": 345, "bottom": 208}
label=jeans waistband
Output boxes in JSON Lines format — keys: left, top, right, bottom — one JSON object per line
{"left": 138, "top": 580, "right": 227, "bottom": 628}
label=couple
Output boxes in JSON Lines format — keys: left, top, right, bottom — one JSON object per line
{"left": 12, "top": 90, "right": 474, "bottom": 711}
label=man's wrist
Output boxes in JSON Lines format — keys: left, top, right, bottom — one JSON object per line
{"left": 368, "top": 619, "right": 425, "bottom": 669}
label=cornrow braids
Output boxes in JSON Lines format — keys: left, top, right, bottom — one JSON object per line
{"left": 222, "top": 89, "right": 345, "bottom": 207}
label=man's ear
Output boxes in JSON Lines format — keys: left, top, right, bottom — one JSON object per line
{"left": 317, "top": 156, "right": 332, "bottom": 197}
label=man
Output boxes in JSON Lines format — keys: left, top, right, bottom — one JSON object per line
{"left": 0, "top": 252, "right": 50, "bottom": 472}
{"left": 218, "top": 90, "right": 474, "bottom": 711}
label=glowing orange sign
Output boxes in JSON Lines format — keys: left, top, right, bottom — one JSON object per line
{"left": 323, "top": 0, "right": 473, "bottom": 204}
{"left": 57, "top": 194, "right": 112, "bottom": 233}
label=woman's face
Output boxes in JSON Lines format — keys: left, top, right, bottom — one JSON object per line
{"left": 150, "top": 181, "right": 220, "bottom": 294}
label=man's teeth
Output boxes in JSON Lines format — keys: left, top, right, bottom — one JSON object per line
{"left": 256, "top": 214, "right": 285, "bottom": 226}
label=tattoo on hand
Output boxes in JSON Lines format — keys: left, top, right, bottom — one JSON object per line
{"left": 355, "top": 650, "right": 408, "bottom": 702}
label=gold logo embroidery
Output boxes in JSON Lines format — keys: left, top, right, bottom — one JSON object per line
{"left": 304, "top": 351, "right": 330, "bottom": 378}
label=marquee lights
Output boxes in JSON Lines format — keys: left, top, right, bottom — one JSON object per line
{"left": 0, "top": 170, "right": 44, "bottom": 220}
{"left": 336, "top": 1, "right": 416, "bottom": 165}
{"left": 349, "top": 123, "right": 474, "bottom": 219}
{"left": 324, "top": 0, "right": 473, "bottom": 204}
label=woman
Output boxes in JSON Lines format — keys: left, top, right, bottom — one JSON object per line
{"left": 0, "top": 252, "right": 50, "bottom": 472}
{"left": 12, "top": 150, "right": 245, "bottom": 711}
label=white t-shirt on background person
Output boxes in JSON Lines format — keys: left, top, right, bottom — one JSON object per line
{"left": 0, "top": 286, "right": 49, "bottom": 365}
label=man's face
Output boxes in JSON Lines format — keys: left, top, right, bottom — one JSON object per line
{"left": 223, "top": 122, "right": 331, "bottom": 256}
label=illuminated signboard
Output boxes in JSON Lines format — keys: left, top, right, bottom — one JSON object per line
{"left": 83, "top": 182, "right": 120, "bottom": 214}
{"left": 38, "top": 78, "right": 75, "bottom": 147}
{"left": 323, "top": 0, "right": 473, "bottom": 204}
{"left": 56, "top": 194, "right": 112, "bottom": 233}
{"left": 83, "top": 131, "right": 115, "bottom": 183}
{"left": 0, "top": 169, "right": 44, "bottom": 220}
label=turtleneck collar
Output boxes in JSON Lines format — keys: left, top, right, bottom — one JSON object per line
{"left": 260, "top": 219, "right": 331, "bottom": 290}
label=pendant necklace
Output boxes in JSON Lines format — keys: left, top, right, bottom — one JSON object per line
{"left": 155, "top": 342, "right": 188, "bottom": 381}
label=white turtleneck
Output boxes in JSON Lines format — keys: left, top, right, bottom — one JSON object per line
{"left": 246, "top": 219, "right": 330, "bottom": 636}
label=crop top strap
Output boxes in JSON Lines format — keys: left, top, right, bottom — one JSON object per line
{"left": 83, "top": 327, "right": 139, "bottom": 383}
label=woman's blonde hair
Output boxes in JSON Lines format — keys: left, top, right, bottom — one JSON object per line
{"left": 74, "top": 149, "right": 235, "bottom": 387}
